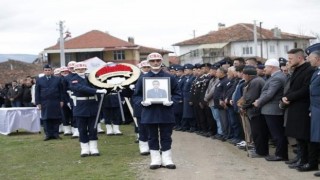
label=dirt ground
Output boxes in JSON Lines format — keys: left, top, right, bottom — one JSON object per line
{"left": 136, "top": 131, "right": 319, "bottom": 180}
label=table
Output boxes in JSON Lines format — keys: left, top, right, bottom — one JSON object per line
{"left": 0, "top": 107, "right": 41, "bottom": 135}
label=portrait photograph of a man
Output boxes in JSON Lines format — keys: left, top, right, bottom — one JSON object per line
{"left": 143, "top": 77, "right": 170, "bottom": 103}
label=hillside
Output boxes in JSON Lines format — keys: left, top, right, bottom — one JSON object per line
{"left": 0, "top": 60, "right": 43, "bottom": 84}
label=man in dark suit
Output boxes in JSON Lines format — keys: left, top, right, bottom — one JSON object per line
{"left": 253, "top": 59, "right": 288, "bottom": 161}
{"left": 35, "top": 64, "right": 64, "bottom": 141}
{"left": 281, "top": 48, "right": 315, "bottom": 171}
{"left": 146, "top": 80, "right": 167, "bottom": 98}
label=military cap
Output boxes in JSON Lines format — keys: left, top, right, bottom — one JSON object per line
{"left": 211, "top": 63, "right": 220, "bottom": 69}
{"left": 257, "top": 64, "right": 265, "bottom": 70}
{"left": 279, "top": 57, "right": 287, "bottom": 67}
{"left": 43, "top": 64, "right": 52, "bottom": 69}
{"left": 183, "top": 64, "right": 194, "bottom": 70}
{"left": 194, "top": 63, "right": 202, "bottom": 69}
{"left": 305, "top": 43, "right": 320, "bottom": 56}
{"left": 200, "top": 63, "right": 212, "bottom": 68}
{"left": 175, "top": 65, "right": 184, "bottom": 71}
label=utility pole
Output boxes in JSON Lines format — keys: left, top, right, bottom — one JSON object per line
{"left": 59, "top": 21, "right": 66, "bottom": 66}
{"left": 253, "top": 20, "right": 258, "bottom": 57}
{"left": 193, "top": 30, "right": 196, "bottom": 38}
{"left": 260, "top": 22, "right": 263, "bottom": 59}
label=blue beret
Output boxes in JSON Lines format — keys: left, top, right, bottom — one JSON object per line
{"left": 183, "top": 64, "right": 194, "bottom": 70}
{"left": 279, "top": 57, "right": 287, "bottom": 66}
{"left": 43, "top": 64, "right": 52, "bottom": 69}
{"left": 305, "top": 43, "right": 320, "bottom": 55}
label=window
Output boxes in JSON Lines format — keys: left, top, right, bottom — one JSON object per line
{"left": 113, "top": 50, "right": 125, "bottom": 60}
{"left": 242, "top": 47, "right": 253, "bottom": 55}
{"left": 270, "top": 45, "right": 275, "bottom": 53}
{"left": 190, "top": 50, "right": 199, "bottom": 57}
{"left": 284, "top": 45, "right": 289, "bottom": 53}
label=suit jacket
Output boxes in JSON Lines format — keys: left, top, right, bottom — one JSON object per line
{"left": 147, "top": 88, "right": 168, "bottom": 98}
{"left": 258, "top": 70, "right": 286, "bottom": 115}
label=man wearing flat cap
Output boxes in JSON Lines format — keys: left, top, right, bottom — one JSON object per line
{"left": 240, "top": 65, "right": 268, "bottom": 158}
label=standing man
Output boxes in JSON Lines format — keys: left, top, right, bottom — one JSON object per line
{"left": 7, "top": 81, "right": 23, "bottom": 107}
{"left": 69, "top": 62, "right": 107, "bottom": 157}
{"left": 306, "top": 44, "right": 320, "bottom": 176}
{"left": 35, "top": 64, "right": 64, "bottom": 141}
{"left": 133, "top": 52, "right": 182, "bottom": 170}
{"left": 240, "top": 66, "right": 268, "bottom": 158}
{"left": 253, "top": 59, "right": 288, "bottom": 161}
{"left": 281, "top": 48, "right": 315, "bottom": 171}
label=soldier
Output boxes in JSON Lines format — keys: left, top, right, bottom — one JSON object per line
{"left": 133, "top": 60, "right": 151, "bottom": 155}
{"left": 64, "top": 61, "right": 80, "bottom": 138}
{"left": 69, "top": 62, "right": 107, "bottom": 157}
{"left": 35, "top": 64, "right": 64, "bottom": 141}
{"left": 180, "top": 64, "right": 196, "bottom": 132}
{"left": 173, "top": 65, "right": 185, "bottom": 131}
{"left": 133, "top": 52, "right": 182, "bottom": 170}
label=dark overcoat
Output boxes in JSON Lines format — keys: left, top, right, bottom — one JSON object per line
{"left": 284, "top": 62, "right": 314, "bottom": 140}
{"left": 132, "top": 70, "right": 182, "bottom": 124}
{"left": 35, "top": 76, "right": 63, "bottom": 119}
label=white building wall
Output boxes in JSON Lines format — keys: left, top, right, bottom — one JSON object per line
{"left": 179, "top": 45, "right": 200, "bottom": 55}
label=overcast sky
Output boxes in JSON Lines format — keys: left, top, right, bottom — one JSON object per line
{"left": 1, "top": 0, "right": 319, "bottom": 55}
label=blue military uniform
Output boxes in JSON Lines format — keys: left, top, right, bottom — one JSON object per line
{"left": 35, "top": 74, "right": 63, "bottom": 139}
{"left": 69, "top": 74, "right": 100, "bottom": 143}
{"left": 133, "top": 69, "right": 182, "bottom": 151}
{"left": 181, "top": 64, "right": 196, "bottom": 131}
{"left": 173, "top": 65, "right": 185, "bottom": 130}
{"left": 102, "top": 93, "right": 123, "bottom": 125}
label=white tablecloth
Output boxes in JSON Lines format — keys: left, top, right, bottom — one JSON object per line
{"left": 0, "top": 107, "right": 41, "bottom": 135}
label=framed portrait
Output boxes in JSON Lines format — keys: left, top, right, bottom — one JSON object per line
{"left": 143, "top": 77, "right": 171, "bottom": 104}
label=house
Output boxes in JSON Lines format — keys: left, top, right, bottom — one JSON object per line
{"left": 173, "top": 23, "right": 316, "bottom": 64}
{"left": 43, "top": 30, "right": 172, "bottom": 67}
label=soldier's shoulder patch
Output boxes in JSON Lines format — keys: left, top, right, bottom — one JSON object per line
{"left": 72, "top": 80, "right": 78, "bottom": 83}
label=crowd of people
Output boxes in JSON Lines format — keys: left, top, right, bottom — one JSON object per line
{"left": 1, "top": 44, "right": 320, "bottom": 175}
{"left": 132, "top": 43, "right": 320, "bottom": 176}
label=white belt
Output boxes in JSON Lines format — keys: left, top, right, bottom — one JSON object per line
{"left": 76, "top": 96, "right": 96, "bottom": 100}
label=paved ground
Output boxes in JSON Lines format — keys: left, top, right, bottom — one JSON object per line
{"left": 137, "top": 131, "right": 319, "bottom": 180}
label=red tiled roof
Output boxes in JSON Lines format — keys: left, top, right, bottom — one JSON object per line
{"left": 173, "top": 23, "right": 315, "bottom": 46}
{"left": 45, "top": 30, "right": 138, "bottom": 50}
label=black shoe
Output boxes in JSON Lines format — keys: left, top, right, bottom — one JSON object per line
{"left": 149, "top": 165, "right": 161, "bottom": 170}
{"left": 288, "top": 161, "right": 303, "bottom": 169}
{"left": 164, "top": 164, "right": 176, "bottom": 169}
{"left": 43, "top": 137, "right": 51, "bottom": 141}
{"left": 53, "top": 135, "right": 62, "bottom": 140}
{"left": 285, "top": 157, "right": 299, "bottom": 165}
{"left": 297, "top": 163, "right": 318, "bottom": 172}
{"left": 314, "top": 171, "right": 320, "bottom": 177}
{"left": 140, "top": 152, "right": 150, "bottom": 156}
{"left": 265, "top": 155, "right": 287, "bottom": 161}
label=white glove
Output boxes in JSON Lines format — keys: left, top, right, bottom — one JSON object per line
{"left": 163, "top": 101, "right": 173, "bottom": 106}
{"left": 129, "top": 84, "right": 135, "bottom": 90}
{"left": 96, "top": 89, "right": 107, "bottom": 94}
{"left": 67, "top": 102, "right": 71, "bottom": 109}
{"left": 141, "top": 100, "right": 151, "bottom": 107}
